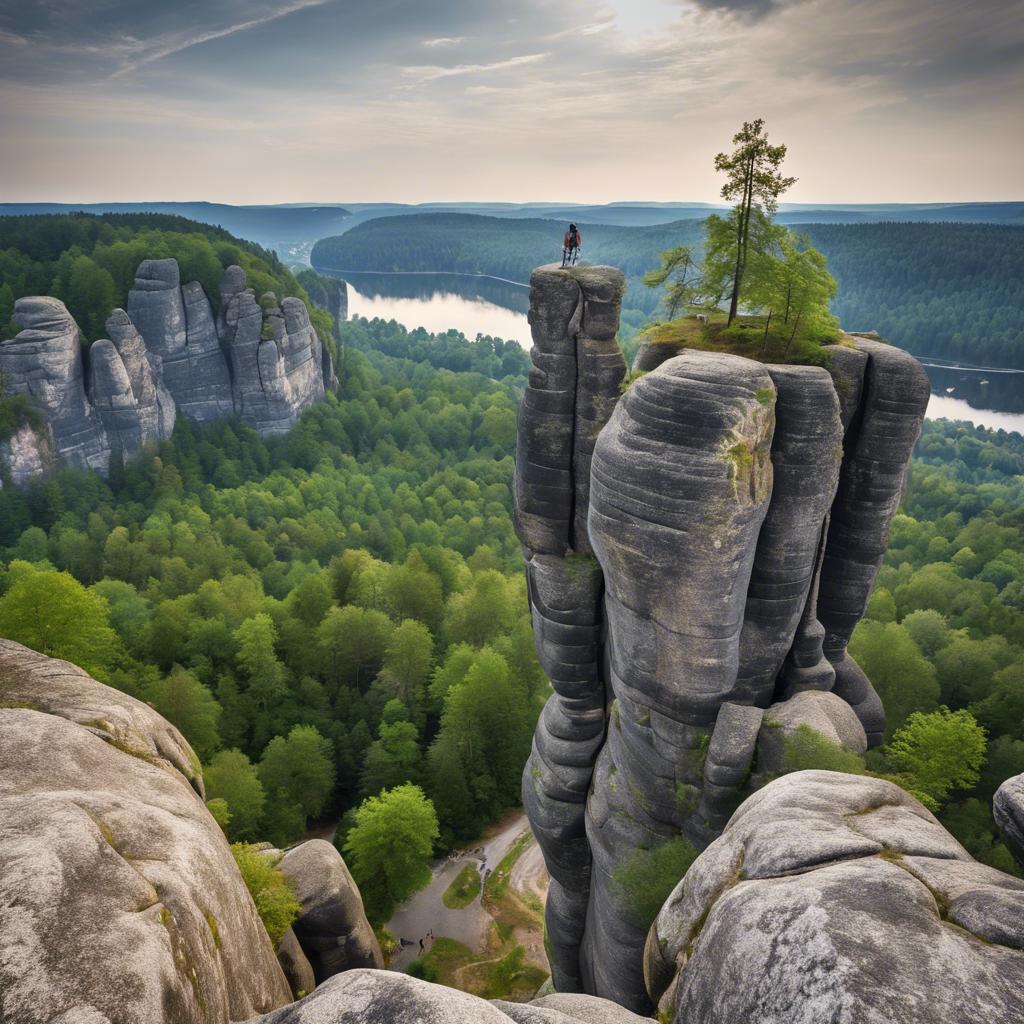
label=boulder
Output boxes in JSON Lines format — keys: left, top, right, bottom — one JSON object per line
{"left": 753, "top": 690, "right": 868, "bottom": 781}
{"left": 246, "top": 969, "right": 649, "bottom": 1023}
{"left": 0, "top": 640, "right": 292, "bottom": 1022}
{"left": 0, "top": 296, "right": 110, "bottom": 477}
{"left": 277, "top": 928, "right": 316, "bottom": 1000}
{"left": 277, "top": 839, "right": 383, "bottom": 984}
{"left": 994, "top": 773, "right": 1024, "bottom": 872}
{"left": 645, "top": 771, "right": 1024, "bottom": 1024}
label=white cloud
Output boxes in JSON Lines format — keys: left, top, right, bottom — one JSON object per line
{"left": 421, "top": 36, "right": 466, "bottom": 47}
{"left": 402, "top": 52, "right": 550, "bottom": 81}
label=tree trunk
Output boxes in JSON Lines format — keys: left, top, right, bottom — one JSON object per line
{"left": 761, "top": 309, "right": 773, "bottom": 355}
{"left": 783, "top": 310, "right": 802, "bottom": 359}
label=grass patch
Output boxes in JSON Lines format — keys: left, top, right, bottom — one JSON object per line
{"left": 442, "top": 863, "right": 482, "bottom": 909}
{"left": 462, "top": 944, "right": 548, "bottom": 1001}
{"left": 641, "top": 312, "right": 837, "bottom": 367}
{"left": 611, "top": 835, "right": 699, "bottom": 932}
{"left": 483, "top": 831, "right": 532, "bottom": 908}
{"left": 782, "top": 724, "right": 866, "bottom": 776}
{"left": 231, "top": 842, "right": 300, "bottom": 947}
{"left": 417, "top": 937, "right": 476, "bottom": 987}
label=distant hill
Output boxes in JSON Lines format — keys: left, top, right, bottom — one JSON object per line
{"left": 0, "top": 202, "right": 352, "bottom": 253}
{"left": 312, "top": 212, "right": 1024, "bottom": 369}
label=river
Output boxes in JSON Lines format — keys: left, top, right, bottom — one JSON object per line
{"left": 329, "top": 271, "right": 1024, "bottom": 436}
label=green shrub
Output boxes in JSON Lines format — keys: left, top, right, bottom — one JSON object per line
{"left": 230, "top": 842, "right": 301, "bottom": 947}
{"left": 781, "top": 724, "right": 867, "bottom": 776}
{"left": 406, "top": 957, "right": 439, "bottom": 982}
{"left": 611, "top": 835, "right": 698, "bottom": 932}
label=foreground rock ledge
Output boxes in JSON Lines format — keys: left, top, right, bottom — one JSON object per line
{"left": 645, "top": 771, "right": 1024, "bottom": 1024}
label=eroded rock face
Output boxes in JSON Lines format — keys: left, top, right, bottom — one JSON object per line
{"left": 645, "top": 771, "right": 1024, "bottom": 1024}
{"left": 0, "top": 639, "right": 292, "bottom": 1023}
{"left": 514, "top": 278, "right": 931, "bottom": 1010}
{"left": 515, "top": 265, "right": 626, "bottom": 992}
{"left": 2, "top": 261, "right": 335, "bottom": 484}
{"left": 0, "top": 297, "right": 110, "bottom": 478}
{"left": 127, "top": 259, "right": 235, "bottom": 423}
{"left": 246, "top": 970, "right": 650, "bottom": 1024}
{"left": 277, "top": 839, "right": 383, "bottom": 985}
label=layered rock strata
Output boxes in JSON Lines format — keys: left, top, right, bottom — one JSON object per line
{"left": 514, "top": 282, "right": 931, "bottom": 1010}
{"left": 515, "top": 265, "right": 626, "bottom": 992}
{"left": 645, "top": 771, "right": 1024, "bottom": 1024}
{"left": 1, "top": 261, "right": 337, "bottom": 482}
{"left": 0, "top": 639, "right": 292, "bottom": 1022}
{"left": 0, "top": 297, "right": 109, "bottom": 481}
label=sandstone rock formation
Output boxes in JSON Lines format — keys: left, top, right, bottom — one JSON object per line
{"left": 0, "top": 639, "right": 293, "bottom": 1022}
{"left": 514, "top": 277, "right": 931, "bottom": 1010}
{"left": 515, "top": 264, "right": 626, "bottom": 992}
{"left": 1, "top": 260, "right": 337, "bottom": 483}
{"left": 0, "top": 296, "right": 109, "bottom": 482}
{"left": 277, "top": 839, "right": 384, "bottom": 985}
{"left": 645, "top": 771, "right": 1024, "bottom": 1024}
{"left": 994, "top": 772, "right": 1024, "bottom": 872}
{"left": 246, "top": 970, "right": 651, "bottom": 1024}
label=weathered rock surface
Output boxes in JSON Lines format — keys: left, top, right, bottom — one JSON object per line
{"left": 127, "top": 259, "right": 235, "bottom": 423}
{"left": 515, "top": 267, "right": 931, "bottom": 1011}
{"left": 0, "top": 639, "right": 292, "bottom": 1022}
{"left": 277, "top": 928, "right": 317, "bottom": 1000}
{"left": 246, "top": 970, "right": 650, "bottom": 1024}
{"left": 645, "top": 771, "right": 1024, "bottom": 1024}
{"left": 0, "top": 296, "right": 110, "bottom": 480}
{"left": 994, "top": 773, "right": 1024, "bottom": 872}
{"left": 277, "top": 839, "right": 383, "bottom": 985}
{"left": 515, "top": 265, "right": 625, "bottom": 992}
{"left": 2, "top": 261, "right": 335, "bottom": 483}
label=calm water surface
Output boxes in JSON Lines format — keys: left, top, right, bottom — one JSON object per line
{"left": 327, "top": 271, "right": 1024, "bottom": 436}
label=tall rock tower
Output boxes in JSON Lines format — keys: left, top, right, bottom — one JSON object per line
{"left": 514, "top": 264, "right": 931, "bottom": 1011}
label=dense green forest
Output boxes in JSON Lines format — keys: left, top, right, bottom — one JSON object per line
{"left": 313, "top": 213, "right": 1024, "bottom": 368}
{"left": 848, "top": 418, "right": 1024, "bottom": 873}
{"left": 0, "top": 213, "right": 335, "bottom": 347}
{"left": 0, "top": 316, "right": 537, "bottom": 868}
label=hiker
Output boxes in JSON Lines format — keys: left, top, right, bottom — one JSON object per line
{"left": 562, "top": 223, "right": 581, "bottom": 267}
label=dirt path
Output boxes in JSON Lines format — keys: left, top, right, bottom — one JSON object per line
{"left": 386, "top": 811, "right": 540, "bottom": 971}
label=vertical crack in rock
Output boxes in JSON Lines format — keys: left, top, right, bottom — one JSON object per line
{"left": 515, "top": 264, "right": 625, "bottom": 992}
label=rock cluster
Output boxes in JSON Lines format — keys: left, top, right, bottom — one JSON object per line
{"left": 0, "top": 639, "right": 293, "bottom": 1022}
{"left": 0, "top": 261, "right": 336, "bottom": 483}
{"left": 515, "top": 269, "right": 932, "bottom": 1010}
{"left": 645, "top": 771, "right": 1024, "bottom": 1023}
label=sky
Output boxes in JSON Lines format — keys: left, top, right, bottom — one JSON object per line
{"left": 0, "top": 0, "right": 1022, "bottom": 204}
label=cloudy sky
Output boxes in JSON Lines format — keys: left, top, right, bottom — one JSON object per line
{"left": 1, "top": 0, "right": 1021, "bottom": 203}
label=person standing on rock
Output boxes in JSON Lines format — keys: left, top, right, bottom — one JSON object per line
{"left": 562, "top": 224, "right": 581, "bottom": 267}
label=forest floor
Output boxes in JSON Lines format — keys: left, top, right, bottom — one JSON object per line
{"left": 385, "top": 810, "right": 550, "bottom": 1001}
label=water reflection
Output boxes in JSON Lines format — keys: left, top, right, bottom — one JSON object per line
{"left": 320, "top": 270, "right": 1023, "bottom": 435}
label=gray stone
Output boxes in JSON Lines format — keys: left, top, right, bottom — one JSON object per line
{"left": 645, "top": 771, "right": 1024, "bottom": 1024}
{"left": 89, "top": 338, "right": 146, "bottom": 458}
{"left": 126, "top": 259, "right": 236, "bottom": 425}
{"left": 277, "top": 927, "right": 317, "bottom": 1000}
{"left": 817, "top": 338, "right": 931, "bottom": 663}
{"left": 754, "top": 690, "right": 868, "bottom": 781}
{"left": 105, "top": 308, "right": 176, "bottom": 443}
{"left": 0, "top": 296, "right": 110, "bottom": 478}
{"left": 0, "top": 642, "right": 292, "bottom": 1023}
{"left": 994, "top": 773, "right": 1024, "bottom": 871}
{"left": 277, "top": 839, "right": 383, "bottom": 985}
{"left": 246, "top": 969, "right": 646, "bottom": 1024}
{"left": 630, "top": 339, "right": 686, "bottom": 374}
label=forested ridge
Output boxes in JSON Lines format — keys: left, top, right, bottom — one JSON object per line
{"left": 313, "top": 213, "right": 1024, "bottom": 367}
{"left": 0, "top": 212, "right": 335, "bottom": 346}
